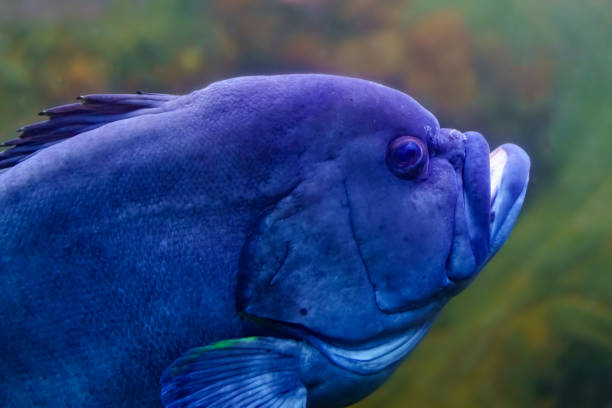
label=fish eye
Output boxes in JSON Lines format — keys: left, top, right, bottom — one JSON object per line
{"left": 386, "top": 136, "right": 428, "bottom": 180}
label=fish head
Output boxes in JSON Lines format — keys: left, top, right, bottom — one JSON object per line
{"left": 341, "top": 127, "right": 531, "bottom": 312}
{"left": 235, "top": 75, "right": 529, "bottom": 364}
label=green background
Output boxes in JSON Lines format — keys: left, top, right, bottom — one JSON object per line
{"left": 1, "top": 1, "right": 611, "bottom": 406}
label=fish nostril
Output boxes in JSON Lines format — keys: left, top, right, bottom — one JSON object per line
{"left": 431, "top": 128, "right": 467, "bottom": 166}
{"left": 448, "top": 129, "right": 467, "bottom": 142}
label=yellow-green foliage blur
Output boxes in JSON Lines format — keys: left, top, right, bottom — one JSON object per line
{"left": 1, "top": 1, "right": 611, "bottom": 406}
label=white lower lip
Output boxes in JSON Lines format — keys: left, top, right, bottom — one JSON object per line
{"left": 490, "top": 147, "right": 508, "bottom": 203}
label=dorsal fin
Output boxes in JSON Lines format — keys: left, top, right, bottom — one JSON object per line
{"left": 0, "top": 91, "right": 177, "bottom": 170}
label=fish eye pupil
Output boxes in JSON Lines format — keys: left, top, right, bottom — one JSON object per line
{"left": 386, "top": 135, "right": 428, "bottom": 179}
{"left": 392, "top": 141, "right": 421, "bottom": 166}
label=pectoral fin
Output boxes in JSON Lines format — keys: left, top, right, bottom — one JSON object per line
{"left": 160, "top": 337, "right": 307, "bottom": 408}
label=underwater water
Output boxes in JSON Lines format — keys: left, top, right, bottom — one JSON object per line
{"left": 0, "top": 0, "right": 610, "bottom": 406}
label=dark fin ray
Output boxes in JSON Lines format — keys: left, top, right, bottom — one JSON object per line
{"left": 0, "top": 92, "right": 177, "bottom": 170}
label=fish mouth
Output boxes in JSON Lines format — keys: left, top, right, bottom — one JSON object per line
{"left": 487, "top": 143, "right": 530, "bottom": 259}
{"left": 447, "top": 133, "right": 530, "bottom": 282}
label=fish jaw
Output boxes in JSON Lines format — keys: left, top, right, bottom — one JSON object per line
{"left": 488, "top": 143, "right": 530, "bottom": 259}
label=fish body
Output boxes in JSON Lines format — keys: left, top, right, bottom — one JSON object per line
{"left": 0, "top": 75, "right": 530, "bottom": 407}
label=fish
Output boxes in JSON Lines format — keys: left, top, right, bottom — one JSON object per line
{"left": 0, "top": 74, "right": 530, "bottom": 407}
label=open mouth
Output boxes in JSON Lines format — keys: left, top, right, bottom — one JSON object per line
{"left": 488, "top": 143, "right": 530, "bottom": 258}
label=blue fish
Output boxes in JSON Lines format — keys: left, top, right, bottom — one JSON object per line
{"left": 0, "top": 74, "right": 529, "bottom": 407}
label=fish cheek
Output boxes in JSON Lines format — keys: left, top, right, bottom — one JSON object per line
{"left": 345, "top": 158, "right": 458, "bottom": 312}
{"left": 237, "top": 162, "right": 383, "bottom": 342}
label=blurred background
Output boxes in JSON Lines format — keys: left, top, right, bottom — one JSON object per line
{"left": 1, "top": 0, "right": 610, "bottom": 406}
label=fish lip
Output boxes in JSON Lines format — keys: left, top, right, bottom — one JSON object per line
{"left": 445, "top": 130, "right": 491, "bottom": 282}
{"left": 487, "top": 143, "right": 530, "bottom": 258}
{"left": 446, "top": 135, "right": 530, "bottom": 282}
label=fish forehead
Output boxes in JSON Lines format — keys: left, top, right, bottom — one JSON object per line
{"left": 199, "top": 74, "right": 440, "bottom": 145}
